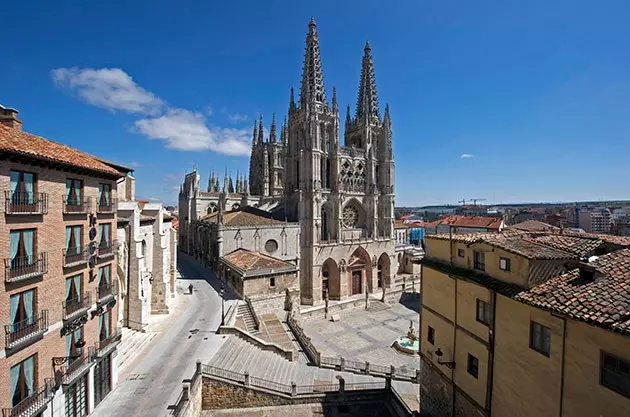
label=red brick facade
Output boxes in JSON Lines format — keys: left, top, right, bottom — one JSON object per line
{"left": 1, "top": 153, "right": 128, "bottom": 412}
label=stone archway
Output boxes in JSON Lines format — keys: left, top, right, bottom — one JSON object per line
{"left": 377, "top": 253, "right": 391, "bottom": 289}
{"left": 322, "top": 258, "right": 340, "bottom": 300}
{"left": 347, "top": 246, "right": 372, "bottom": 296}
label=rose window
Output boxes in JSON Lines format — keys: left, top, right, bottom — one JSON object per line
{"left": 342, "top": 205, "right": 360, "bottom": 228}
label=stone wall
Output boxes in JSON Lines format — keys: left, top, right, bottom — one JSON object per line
{"left": 249, "top": 292, "right": 290, "bottom": 316}
{"left": 202, "top": 378, "right": 294, "bottom": 410}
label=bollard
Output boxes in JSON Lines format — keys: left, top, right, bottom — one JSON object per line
{"left": 365, "top": 361, "right": 370, "bottom": 374}
{"left": 291, "top": 382, "right": 297, "bottom": 396}
{"left": 340, "top": 357, "right": 345, "bottom": 371}
{"left": 244, "top": 372, "right": 250, "bottom": 386}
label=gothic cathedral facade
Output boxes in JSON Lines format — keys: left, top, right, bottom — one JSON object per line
{"left": 283, "top": 18, "right": 396, "bottom": 305}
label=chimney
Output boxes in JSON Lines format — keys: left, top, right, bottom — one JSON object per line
{"left": 0, "top": 105, "right": 23, "bottom": 131}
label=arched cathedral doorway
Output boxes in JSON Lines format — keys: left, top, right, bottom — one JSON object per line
{"left": 347, "top": 247, "right": 371, "bottom": 296}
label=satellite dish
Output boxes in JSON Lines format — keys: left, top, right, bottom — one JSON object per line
{"left": 89, "top": 227, "right": 97, "bottom": 241}
{"left": 88, "top": 242, "right": 97, "bottom": 254}
{"left": 88, "top": 255, "right": 97, "bottom": 269}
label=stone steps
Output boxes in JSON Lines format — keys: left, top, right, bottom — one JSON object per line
{"left": 207, "top": 335, "right": 392, "bottom": 387}
{"left": 367, "top": 299, "right": 390, "bottom": 312}
{"left": 118, "top": 328, "right": 158, "bottom": 371}
{"left": 237, "top": 303, "right": 260, "bottom": 336}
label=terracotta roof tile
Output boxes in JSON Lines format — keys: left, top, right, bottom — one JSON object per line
{"left": 222, "top": 249, "right": 296, "bottom": 273}
{"left": 528, "top": 235, "right": 604, "bottom": 258}
{"left": 0, "top": 124, "right": 131, "bottom": 177}
{"left": 507, "top": 220, "right": 560, "bottom": 232}
{"left": 516, "top": 249, "right": 630, "bottom": 335}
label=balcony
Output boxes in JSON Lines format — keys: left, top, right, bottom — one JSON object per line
{"left": 4, "top": 253, "right": 48, "bottom": 284}
{"left": 98, "top": 240, "right": 117, "bottom": 259}
{"left": 4, "top": 191, "right": 48, "bottom": 215}
{"left": 2, "top": 378, "right": 54, "bottom": 417}
{"left": 96, "top": 197, "right": 117, "bottom": 214}
{"left": 97, "top": 280, "right": 118, "bottom": 303}
{"left": 96, "top": 327, "right": 122, "bottom": 358}
{"left": 63, "top": 246, "right": 88, "bottom": 268}
{"left": 4, "top": 310, "right": 48, "bottom": 351}
{"left": 60, "top": 347, "right": 95, "bottom": 385}
{"left": 62, "top": 293, "right": 92, "bottom": 321}
{"left": 62, "top": 197, "right": 90, "bottom": 215}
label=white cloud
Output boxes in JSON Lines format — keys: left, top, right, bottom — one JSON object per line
{"left": 460, "top": 153, "right": 474, "bottom": 159}
{"left": 134, "top": 109, "right": 251, "bottom": 155}
{"left": 52, "top": 67, "right": 251, "bottom": 156}
{"left": 228, "top": 112, "right": 249, "bottom": 124}
{"left": 51, "top": 67, "right": 164, "bottom": 115}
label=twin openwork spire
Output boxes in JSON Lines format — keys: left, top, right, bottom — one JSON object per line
{"left": 300, "top": 17, "right": 326, "bottom": 106}
{"left": 355, "top": 41, "right": 379, "bottom": 122}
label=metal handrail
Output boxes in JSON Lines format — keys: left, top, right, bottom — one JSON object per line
{"left": 2, "top": 378, "right": 53, "bottom": 417}
{"left": 4, "top": 310, "right": 48, "bottom": 349}
{"left": 4, "top": 191, "right": 48, "bottom": 215}
{"left": 98, "top": 239, "right": 117, "bottom": 257}
{"left": 96, "top": 197, "right": 117, "bottom": 213}
{"left": 62, "top": 293, "right": 92, "bottom": 319}
{"left": 63, "top": 246, "right": 88, "bottom": 266}
{"left": 4, "top": 253, "right": 48, "bottom": 283}
{"left": 62, "top": 196, "right": 91, "bottom": 214}
{"left": 97, "top": 280, "right": 118, "bottom": 301}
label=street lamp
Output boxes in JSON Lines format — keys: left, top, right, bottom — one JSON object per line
{"left": 435, "top": 348, "right": 456, "bottom": 369}
{"left": 220, "top": 283, "right": 225, "bottom": 326}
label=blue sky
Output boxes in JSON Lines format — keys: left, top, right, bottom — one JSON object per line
{"left": 2, "top": 0, "right": 629, "bottom": 206}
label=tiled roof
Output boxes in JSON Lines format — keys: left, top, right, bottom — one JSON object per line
{"left": 394, "top": 220, "right": 409, "bottom": 229}
{"left": 528, "top": 234, "right": 604, "bottom": 258}
{"left": 221, "top": 249, "right": 296, "bottom": 273}
{"left": 483, "top": 236, "right": 575, "bottom": 260}
{"left": 516, "top": 249, "right": 630, "bottom": 335}
{"left": 201, "top": 209, "right": 284, "bottom": 227}
{"left": 507, "top": 220, "right": 560, "bottom": 232}
{"left": 426, "top": 233, "right": 575, "bottom": 260}
{"left": 451, "top": 216, "right": 503, "bottom": 230}
{"left": 562, "top": 231, "right": 630, "bottom": 247}
{"left": 0, "top": 124, "right": 131, "bottom": 177}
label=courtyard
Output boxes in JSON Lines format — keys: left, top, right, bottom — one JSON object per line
{"left": 301, "top": 292, "right": 421, "bottom": 369}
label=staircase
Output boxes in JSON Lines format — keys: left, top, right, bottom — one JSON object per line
{"left": 367, "top": 299, "right": 390, "bottom": 312}
{"left": 117, "top": 328, "right": 158, "bottom": 372}
{"left": 208, "top": 335, "right": 378, "bottom": 386}
{"left": 237, "top": 303, "right": 260, "bottom": 336}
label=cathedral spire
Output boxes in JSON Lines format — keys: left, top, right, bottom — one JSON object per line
{"left": 236, "top": 170, "right": 241, "bottom": 193}
{"left": 258, "top": 114, "right": 264, "bottom": 143}
{"left": 252, "top": 119, "right": 258, "bottom": 146}
{"left": 223, "top": 168, "right": 228, "bottom": 193}
{"left": 280, "top": 116, "right": 288, "bottom": 145}
{"left": 300, "top": 17, "right": 326, "bottom": 107}
{"left": 356, "top": 40, "right": 379, "bottom": 122}
{"left": 269, "top": 113, "right": 277, "bottom": 143}
{"left": 289, "top": 87, "right": 296, "bottom": 114}
{"left": 332, "top": 86, "right": 338, "bottom": 113}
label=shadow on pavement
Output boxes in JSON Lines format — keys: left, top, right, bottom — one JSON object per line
{"left": 399, "top": 292, "right": 421, "bottom": 314}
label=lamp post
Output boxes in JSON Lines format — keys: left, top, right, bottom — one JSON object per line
{"left": 220, "top": 283, "right": 225, "bottom": 326}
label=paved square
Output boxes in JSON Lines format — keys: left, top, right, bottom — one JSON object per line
{"left": 302, "top": 294, "right": 421, "bottom": 369}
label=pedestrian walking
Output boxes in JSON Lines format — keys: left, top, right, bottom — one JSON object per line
{"left": 188, "top": 283, "right": 194, "bottom": 294}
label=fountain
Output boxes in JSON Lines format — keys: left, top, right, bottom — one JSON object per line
{"left": 393, "top": 320, "right": 420, "bottom": 355}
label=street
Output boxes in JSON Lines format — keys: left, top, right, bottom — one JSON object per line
{"left": 91, "top": 253, "right": 236, "bottom": 417}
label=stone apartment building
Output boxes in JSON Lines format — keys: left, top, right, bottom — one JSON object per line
{"left": 0, "top": 106, "right": 131, "bottom": 417}
{"left": 419, "top": 230, "right": 630, "bottom": 417}
{"left": 579, "top": 207, "right": 612, "bottom": 234}
{"left": 115, "top": 175, "right": 177, "bottom": 331}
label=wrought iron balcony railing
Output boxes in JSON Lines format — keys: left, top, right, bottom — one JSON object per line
{"left": 60, "top": 347, "right": 95, "bottom": 385}
{"left": 97, "top": 327, "right": 122, "bottom": 357}
{"left": 62, "top": 197, "right": 91, "bottom": 214}
{"left": 4, "top": 253, "right": 48, "bottom": 283}
{"left": 97, "top": 280, "right": 118, "bottom": 302}
{"left": 98, "top": 239, "right": 117, "bottom": 258}
{"left": 2, "top": 378, "right": 54, "bottom": 417}
{"left": 4, "top": 191, "right": 48, "bottom": 215}
{"left": 63, "top": 246, "right": 88, "bottom": 267}
{"left": 96, "top": 197, "right": 117, "bottom": 213}
{"left": 4, "top": 310, "right": 48, "bottom": 351}
{"left": 62, "top": 293, "right": 92, "bottom": 320}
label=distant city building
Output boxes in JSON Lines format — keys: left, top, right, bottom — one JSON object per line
{"left": 579, "top": 207, "right": 612, "bottom": 234}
